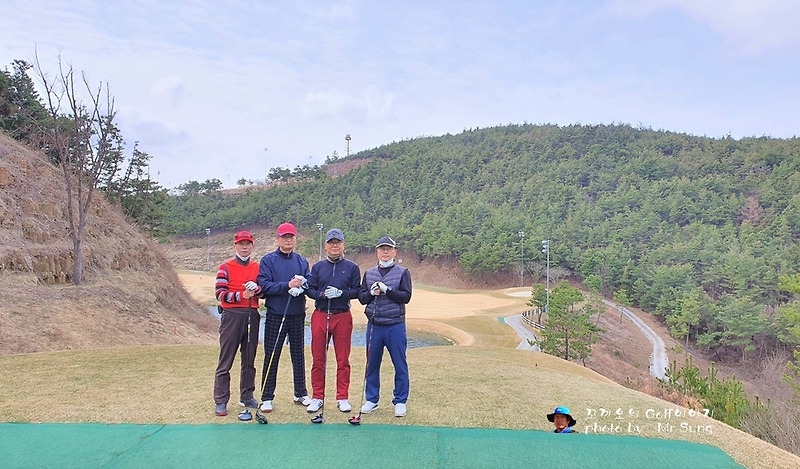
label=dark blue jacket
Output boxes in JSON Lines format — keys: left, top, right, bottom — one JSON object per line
{"left": 306, "top": 257, "right": 361, "bottom": 312}
{"left": 257, "top": 248, "right": 311, "bottom": 316}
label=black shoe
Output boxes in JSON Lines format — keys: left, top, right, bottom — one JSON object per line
{"left": 239, "top": 398, "right": 260, "bottom": 408}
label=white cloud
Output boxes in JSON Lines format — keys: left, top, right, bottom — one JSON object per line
{"left": 302, "top": 85, "right": 394, "bottom": 123}
{"left": 151, "top": 75, "right": 187, "bottom": 106}
{"left": 2, "top": 0, "right": 799, "bottom": 188}
{"left": 608, "top": 0, "right": 800, "bottom": 54}
{"left": 118, "top": 110, "right": 188, "bottom": 147}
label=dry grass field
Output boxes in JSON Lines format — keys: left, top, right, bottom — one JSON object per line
{"left": 2, "top": 270, "right": 799, "bottom": 468}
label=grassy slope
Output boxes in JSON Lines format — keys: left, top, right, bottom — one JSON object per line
{"left": 2, "top": 279, "right": 799, "bottom": 468}
{"left": 1, "top": 344, "right": 796, "bottom": 468}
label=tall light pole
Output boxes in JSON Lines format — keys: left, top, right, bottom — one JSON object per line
{"left": 518, "top": 231, "right": 525, "bottom": 287}
{"left": 316, "top": 223, "right": 324, "bottom": 261}
{"left": 542, "top": 240, "right": 550, "bottom": 314}
{"left": 345, "top": 134, "right": 351, "bottom": 157}
{"left": 205, "top": 228, "right": 211, "bottom": 271}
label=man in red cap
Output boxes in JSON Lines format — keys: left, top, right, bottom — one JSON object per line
{"left": 213, "top": 230, "right": 262, "bottom": 417}
{"left": 257, "top": 222, "right": 312, "bottom": 412}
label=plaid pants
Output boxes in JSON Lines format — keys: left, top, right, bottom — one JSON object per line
{"left": 260, "top": 314, "right": 307, "bottom": 401}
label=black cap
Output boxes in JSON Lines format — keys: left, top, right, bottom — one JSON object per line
{"left": 375, "top": 236, "right": 396, "bottom": 248}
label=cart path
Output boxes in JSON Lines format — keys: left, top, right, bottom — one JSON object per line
{"left": 504, "top": 314, "right": 540, "bottom": 351}
{"left": 502, "top": 297, "right": 666, "bottom": 379}
{"left": 602, "top": 299, "right": 667, "bottom": 379}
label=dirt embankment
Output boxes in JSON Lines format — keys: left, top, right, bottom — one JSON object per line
{"left": 0, "top": 133, "right": 216, "bottom": 355}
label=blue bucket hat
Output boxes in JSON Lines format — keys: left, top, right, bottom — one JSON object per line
{"left": 547, "top": 406, "right": 576, "bottom": 427}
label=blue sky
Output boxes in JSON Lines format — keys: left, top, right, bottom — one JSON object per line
{"left": 2, "top": 0, "right": 799, "bottom": 189}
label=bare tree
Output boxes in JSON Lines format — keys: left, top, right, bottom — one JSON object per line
{"left": 33, "top": 54, "right": 118, "bottom": 285}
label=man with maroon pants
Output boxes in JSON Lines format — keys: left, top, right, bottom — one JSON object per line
{"left": 213, "top": 231, "right": 262, "bottom": 417}
{"left": 305, "top": 228, "right": 362, "bottom": 413}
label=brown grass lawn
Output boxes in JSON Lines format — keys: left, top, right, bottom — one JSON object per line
{"left": 1, "top": 271, "right": 798, "bottom": 469}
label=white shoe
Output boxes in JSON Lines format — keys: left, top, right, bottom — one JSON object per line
{"left": 394, "top": 403, "right": 407, "bottom": 417}
{"left": 259, "top": 400, "right": 273, "bottom": 413}
{"left": 306, "top": 399, "right": 323, "bottom": 413}
{"left": 360, "top": 401, "right": 378, "bottom": 413}
{"left": 337, "top": 399, "right": 352, "bottom": 412}
{"left": 294, "top": 395, "right": 312, "bottom": 406}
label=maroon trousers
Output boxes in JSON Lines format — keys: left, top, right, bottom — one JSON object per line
{"left": 310, "top": 309, "right": 353, "bottom": 401}
{"left": 214, "top": 308, "right": 260, "bottom": 404}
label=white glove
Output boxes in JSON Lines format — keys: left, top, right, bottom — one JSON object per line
{"left": 244, "top": 281, "right": 258, "bottom": 291}
{"left": 370, "top": 281, "right": 380, "bottom": 293}
{"left": 288, "top": 287, "right": 303, "bottom": 297}
{"left": 377, "top": 281, "right": 390, "bottom": 293}
{"left": 293, "top": 275, "right": 309, "bottom": 289}
{"left": 324, "top": 286, "right": 343, "bottom": 299}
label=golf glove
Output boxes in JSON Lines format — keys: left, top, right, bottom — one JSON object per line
{"left": 244, "top": 281, "right": 258, "bottom": 291}
{"left": 370, "top": 282, "right": 381, "bottom": 293}
{"left": 324, "top": 286, "right": 343, "bottom": 299}
{"left": 377, "top": 281, "right": 391, "bottom": 293}
{"left": 293, "top": 275, "right": 309, "bottom": 289}
{"left": 288, "top": 287, "right": 304, "bottom": 297}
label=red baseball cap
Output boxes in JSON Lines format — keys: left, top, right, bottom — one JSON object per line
{"left": 276, "top": 223, "right": 297, "bottom": 237}
{"left": 234, "top": 231, "right": 254, "bottom": 243}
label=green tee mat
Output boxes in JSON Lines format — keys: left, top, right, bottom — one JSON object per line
{"left": 1, "top": 422, "right": 741, "bottom": 468}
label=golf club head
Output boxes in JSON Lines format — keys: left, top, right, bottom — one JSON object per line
{"left": 255, "top": 411, "right": 268, "bottom": 424}
{"left": 238, "top": 409, "right": 252, "bottom": 421}
{"left": 348, "top": 415, "right": 361, "bottom": 425}
{"left": 310, "top": 413, "right": 324, "bottom": 424}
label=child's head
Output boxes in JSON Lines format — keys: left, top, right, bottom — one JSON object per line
{"left": 547, "top": 406, "right": 576, "bottom": 432}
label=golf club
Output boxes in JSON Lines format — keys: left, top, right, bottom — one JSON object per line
{"left": 256, "top": 295, "right": 292, "bottom": 425}
{"left": 311, "top": 305, "right": 332, "bottom": 424}
{"left": 238, "top": 310, "right": 257, "bottom": 422}
{"left": 349, "top": 310, "right": 375, "bottom": 426}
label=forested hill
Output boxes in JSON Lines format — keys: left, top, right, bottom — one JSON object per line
{"left": 166, "top": 123, "right": 800, "bottom": 358}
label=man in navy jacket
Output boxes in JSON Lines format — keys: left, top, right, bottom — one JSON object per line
{"left": 305, "top": 228, "right": 362, "bottom": 413}
{"left": 257, "top": 222, "right": 311, "bottom": 412}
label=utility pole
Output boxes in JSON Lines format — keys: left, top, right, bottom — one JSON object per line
{"left": 316, "top": 223, "right": 324, "bottom": 261}
{"left": 518, "top": 231, "right": 525, "bottom": 287}
{"left": 542, "top": 240, "right": 550, "bottom": 314}
{"left": 264, "top": 148, "right": 269, "bottom": 184}
{"left": 206, "top": 228, "right": 211, "bottom": 271}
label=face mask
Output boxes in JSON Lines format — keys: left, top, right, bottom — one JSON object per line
{"left": 236, "top": 254, "right": 251, "bottom": 262}
{"left": 379, "top": 259, "right": 394, "bottom": 268}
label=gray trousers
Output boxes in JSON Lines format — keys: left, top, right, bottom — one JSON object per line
{"left": 214, "top": 308, "right": 260, "bottom": 404}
